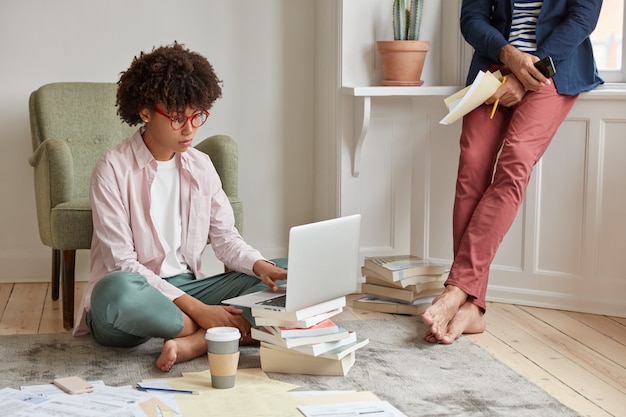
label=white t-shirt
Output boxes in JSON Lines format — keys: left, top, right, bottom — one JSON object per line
{"left": 150, "top": 158, "right": 188, "bottom": 277}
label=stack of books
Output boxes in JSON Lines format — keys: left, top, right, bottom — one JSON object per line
{"left": 354, "top": 255, "right": 448, "bottom": 316}
{"left": 251, "top": 296, "right": 369, "bottom": 376}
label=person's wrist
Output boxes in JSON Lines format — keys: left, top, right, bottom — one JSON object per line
{"left": 253, "top": 259, "right": 273, "bottom": 276}
{"left": 499, "top": 44, "right": 516, "bottom": 66}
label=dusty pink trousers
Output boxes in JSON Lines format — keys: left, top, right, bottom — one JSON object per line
{"left": 446, "top": 80, "right": 577, "bottom": 311}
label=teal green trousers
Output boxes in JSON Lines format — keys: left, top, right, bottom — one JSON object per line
{"left": 87, "top": 258, "right": 287, "bottom": 347}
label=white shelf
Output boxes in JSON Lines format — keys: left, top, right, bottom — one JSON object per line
{"left": 342, "top": 85, "right": 460, "bottom": 97}
{"left": 341, "top": 86, "right": 461, "bottom": 176}
{"left": 579, "top": 83, "right": 626, "bottom": 99}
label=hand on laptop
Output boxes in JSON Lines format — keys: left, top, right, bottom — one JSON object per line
{"left": 253, "top": 259, "right": 288, "bottom": 291}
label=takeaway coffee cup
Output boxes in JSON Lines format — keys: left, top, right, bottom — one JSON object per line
{"left": 205, "top": 327, "right": 241, "bottom": 389}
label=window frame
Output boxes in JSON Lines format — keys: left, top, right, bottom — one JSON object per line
{"left": 592, "top": 1, "right": 625, "bottom": 83}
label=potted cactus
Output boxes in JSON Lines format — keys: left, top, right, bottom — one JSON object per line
{"left": 376, "top": 0, "right": 429, "bottom": 86}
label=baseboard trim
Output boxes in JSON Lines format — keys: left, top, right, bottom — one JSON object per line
{"left": 486, "top": 285, "right": 625, "bottom": 318}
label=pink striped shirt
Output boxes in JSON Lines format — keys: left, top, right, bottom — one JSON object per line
{"left": 73, "top": 130, "right": 264, "bottom": 336}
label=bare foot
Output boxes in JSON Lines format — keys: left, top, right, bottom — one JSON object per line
{"left": 156, "top": 339, "right": 178, "bottom": 372}
{"left": 422, "top": 285, "right": 467, "bottom": 342}
{"left": 424, "top": 301, "right": 485, "bottom": 344}
{"left": 155, "top": 329, "right": 208, "bottom": 372}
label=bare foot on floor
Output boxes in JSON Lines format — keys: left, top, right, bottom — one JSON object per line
{"left": 422, "top": 285, "right": 468, "bottom": 343}
{"left": 157, "top": 339, "right": 178, "bottom": 372}
{"left": 156, "top": 329, "right": 208, "bottom": 372}
{"left": 423, "top": 300, "right": 485, "bottom": 344}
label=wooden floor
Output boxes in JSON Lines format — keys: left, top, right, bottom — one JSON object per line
{"left": 0, "top": 282, "right": 624, "bottom": 416}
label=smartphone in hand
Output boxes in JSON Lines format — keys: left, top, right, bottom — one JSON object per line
{"left": 534, "top": 56, "right": 556, "bottom": 78}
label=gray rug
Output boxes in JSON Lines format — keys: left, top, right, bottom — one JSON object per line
{"left": 1, "top": 317, "right": 580, "bottom": 417}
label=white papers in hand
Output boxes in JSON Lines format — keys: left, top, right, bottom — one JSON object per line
{"left": 439, "top": 70, "right": 503, "bottom": 125}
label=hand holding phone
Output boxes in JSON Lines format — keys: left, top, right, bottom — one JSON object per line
{"left": 534, "top": 56, "right": 556, "bottom": 78}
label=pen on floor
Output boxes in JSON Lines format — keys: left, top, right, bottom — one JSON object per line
{"left": 490, "top": 76, "right": 508, "bottom": 119}
{"left": 136, "top": 385, "right": 199, "bottom": 395}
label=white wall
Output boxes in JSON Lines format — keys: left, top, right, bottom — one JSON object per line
{"left": 0, "top": 0, "right": 315, "bottom": 282}
{"left": 342, "top": 0, "right": 444, "bottom": 87}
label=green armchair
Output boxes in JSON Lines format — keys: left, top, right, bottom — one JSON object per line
{"left": 28, "top": 82, "right": 243, "bottom": 330}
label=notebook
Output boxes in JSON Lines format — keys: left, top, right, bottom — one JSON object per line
{"left": 222, "top": 214, "right": 361, "bottom": 312}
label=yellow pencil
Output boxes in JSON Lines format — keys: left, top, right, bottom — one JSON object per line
{"left": 490, "top": 76, "right": 508, "bottom": 119}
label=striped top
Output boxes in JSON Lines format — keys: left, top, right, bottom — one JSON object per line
{"left": 509, "top": 1, "right": 543, "bottom": 52}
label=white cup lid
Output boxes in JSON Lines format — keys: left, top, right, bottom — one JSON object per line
{"left": 205, "top": 326, "right": 241, "bottom": 342}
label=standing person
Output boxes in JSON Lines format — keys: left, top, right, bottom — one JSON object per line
{"left": 73, "top": 42, "right": 287, "bottom": 371}
{"left": 422, "top": 0, "right": 603, "bottom": 344}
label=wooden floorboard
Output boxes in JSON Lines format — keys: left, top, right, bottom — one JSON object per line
{"left": 38, "top": 281, "right": 87, "bottom": 334}
{"left": 0, "top": 283, "right": 47, "bottom": 335}
{"left": 521, "top": 305, "right": 626, "bottom": 374}
{"left": 484, "top": 303, "right": 624, "bottom": 416}
{"left": 565, "top": 310, "right": 626, "bottom": 345}
{"left": 467, "top": 326, "right": 613, "bottom": 417}
{"left": 39, "top": 283, "right": 65, "bottom": 334}
{"left": 0, "top": 283, "right": 12, "bottom": 319}
{"left": 0, "top": 283, "right": 624, "bottom": 416}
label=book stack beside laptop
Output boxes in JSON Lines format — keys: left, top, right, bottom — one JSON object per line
{"left": 221, "top": 214, "right": 364, "bottom": 376}
{"left": 250, "top": 296, "right": 369, "bottom": 376}
{"left": 354, "top": 255, "right": 449, "bottom": 316}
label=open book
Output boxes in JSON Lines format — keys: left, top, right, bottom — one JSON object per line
{"left": 439, "top": 70, "right": 503, "bottom": 125}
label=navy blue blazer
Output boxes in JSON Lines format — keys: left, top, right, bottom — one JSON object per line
{"left": 460, "top": 0, "right": 604, "bottom": 95}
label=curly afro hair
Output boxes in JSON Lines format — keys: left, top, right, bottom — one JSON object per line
{"left": 116, "top": 42, "right": 222, "bottom": 126}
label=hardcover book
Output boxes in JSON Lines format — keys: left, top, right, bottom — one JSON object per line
{"left": 253, "top": 308, "right": 343, "bottom": 329}
{"left": 363, "top": 255, "right": 446, "bottom": 282}
{"left": 353, "top": 295, "right": 435, "bottom": 316}
{"left": 360, "top": 281, "right": 444, "bottom": 303}
{"left": 288, "top": 332, "right": 360, "bottom": 357}
{"left": 259, "top": 345, "right": 356, "bottom": 376}
{"left": 260, "top": 335, "right": 369, "bottom": 360}
{"left": 362, "top": 268, "right": 448, "bottom": 288}
{"left": 251, "top": 296, "right": 346, "bottom": 322}
{"left": 274, "top": 319, "right": 339, "bottom": 338}
{"left": 251, "top": 325, "right": 350, "bottom": 349}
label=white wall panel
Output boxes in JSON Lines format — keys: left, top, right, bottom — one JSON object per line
{"left": 341, "top": 98, "right": 414, "bottom": 261}
{"left": 536, "top": 120, "right": 588, "bottom": 275}
{"left": 598, "top": 121, "right": 626, "bottom": 279}
{"left": 413, "top": 100, "right": 459, "bottom": 261}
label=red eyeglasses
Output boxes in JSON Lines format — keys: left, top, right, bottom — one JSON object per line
{"left": 153, "top": 107, "right": 210, "bottom": 130}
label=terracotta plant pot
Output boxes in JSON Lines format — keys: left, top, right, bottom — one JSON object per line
{"left": 376, "top": 40, "right": 430, "bottom": 86}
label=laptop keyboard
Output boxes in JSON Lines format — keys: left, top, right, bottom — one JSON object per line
{"left": 256, "top": 294, "right": 286, "bottom": 307}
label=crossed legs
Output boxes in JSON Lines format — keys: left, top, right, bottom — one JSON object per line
{"left": 422, "top": 84, "right": 577, "bottom": 343}
{"left": 89, "top": 270, "right": 266, "bottom": 371}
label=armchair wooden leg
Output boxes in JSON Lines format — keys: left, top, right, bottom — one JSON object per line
{"left": 51, "top": 249, "right": 60, "bottom": 301}
{"left": 61, "top": 250, "right": 76, "bottom": 330}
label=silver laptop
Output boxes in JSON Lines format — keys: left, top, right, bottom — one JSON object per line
{"left": 222, "top": 214, "right": 361, "bottom": 312}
